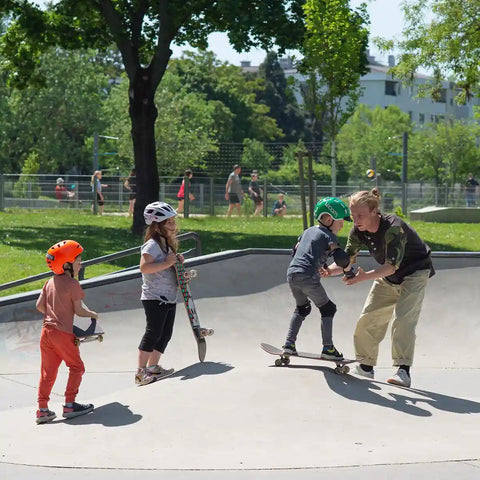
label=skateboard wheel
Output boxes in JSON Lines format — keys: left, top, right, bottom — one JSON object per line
{"left": 282, "top": 357, "right": 290, "bottom": 366}
{"left": 275, "top": 358, "right": 282, "bottom": 367}
{"left": 98, "top": 335, "right": 104, "bottom": 343}
{"left": 74, "top": 338, "right": 80, "bottom": 346}
{"left": 334, "top": 366, "right": 341, "bottom": 375}
{"left": 342, "top": 365, "right": 350, "bottom": 374}
{"left": 189, "top": 269, "right": 197, "bottom": 278}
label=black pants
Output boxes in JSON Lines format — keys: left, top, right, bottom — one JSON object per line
{"left": 139, "top": 300, "right": 176, "bottom": 354}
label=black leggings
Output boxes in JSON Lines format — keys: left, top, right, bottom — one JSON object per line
{"left": 139, "top": 300, "right": 176, "bottom": 354}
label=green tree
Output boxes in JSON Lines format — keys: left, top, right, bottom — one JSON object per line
{"left": 337, "top": 105, "right": 412, "bottom": 181}
{"left": 5, "top": 47, "right": 109, "bottom": 174}
{"left": 0, "top": 1, "right": 305, "bottom": 235}
{"left": 103, "top": 69, "right": 219, "bottom": 176}
{"left": 409, "top": 121, "right": 480, "bottom": 186}
{"left": 267, "top": 142, "right": 331, "bottom": 184}
{"left": 13, "top": 150, "right": 41, "bottom": 198}
{"left": 170, "top": 51, "right": 282, "bottom": 142}
{"left": 299, "top": 0, "right": 369, "bottom": 193}
{"left": 240, "top": 138, "right": 274, "bottom": 174}
{"left": 381, "top": 1, "right": 480, "bottom": 102}
{"left": 256, "top": 52, "right": 306, "bottom": 142}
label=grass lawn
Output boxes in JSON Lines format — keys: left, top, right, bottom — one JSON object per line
{"left": 1, "top": 208, "right": 479, "bottom": 296}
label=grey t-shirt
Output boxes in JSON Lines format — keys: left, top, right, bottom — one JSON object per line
{"left": 288, "top": 226, "right": 339, "bottom": 278}
{"left": 227, "top": 172, "right": 242, "bottom": 195}
{"left": 140, "top": 239, "right": 178, "bottom": 303}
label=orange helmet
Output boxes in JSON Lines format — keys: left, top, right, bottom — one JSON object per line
{"left": 46, "top": 240, "right": 83, "bottom": 274}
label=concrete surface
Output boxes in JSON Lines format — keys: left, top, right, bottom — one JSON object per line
{"left": 1, "top": 251, "right": 480, "bottom": 479}
{"left": 410, "top": 206, "right": 480, "bottom": 223}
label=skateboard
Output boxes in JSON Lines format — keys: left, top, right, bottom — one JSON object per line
{"left": 260, "top": 343, "right": 357, "bottom": 375}
{"left": 73, "top": 317, "right": 104, "bottom": 346}
{"left": 175, "top": 258, "right": 214, "bottom": 362}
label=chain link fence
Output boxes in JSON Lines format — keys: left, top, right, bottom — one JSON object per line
{"left": 0, "top": 173, "right": 477, "bottom": 216}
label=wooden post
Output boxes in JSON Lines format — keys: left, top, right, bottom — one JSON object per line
{"left": 296, "top": 151, "right": 308, "bottom": 230}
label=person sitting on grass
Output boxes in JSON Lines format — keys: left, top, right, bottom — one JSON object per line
{"left": 271, "top": 193, "right": 287, "bottom": 216}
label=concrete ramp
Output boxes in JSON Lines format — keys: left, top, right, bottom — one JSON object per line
{"left": 1, "top": 251, "right": 480, "bottom": 479}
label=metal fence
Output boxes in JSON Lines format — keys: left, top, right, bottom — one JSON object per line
{"left": 0, "top": 173, "right": 478, "bottom": 215}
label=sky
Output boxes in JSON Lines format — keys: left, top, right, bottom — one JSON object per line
{"left": 171, "top": 0, "right": 406, "bottom": 66}
{"left": 36, "top": 1, "right": 406, "bottom": 67}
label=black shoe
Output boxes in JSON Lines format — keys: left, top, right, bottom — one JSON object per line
{"left": 282, "top": 343, "right": 297, "bottom": 355}
{"left": 63, "top": 402, "right": 94, "bottom": 419}
{"left": 321, "top": 346, "right": 344, "bottom": 360}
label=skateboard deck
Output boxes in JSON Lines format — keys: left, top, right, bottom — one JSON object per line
{"left": 260, "top": 343, "right": 358, "bottom": 374}
{"left": 175, "top": 259, "right": 214, "bottom": 362}
{"left": 73, "top": 317, "right": 104, "bottom": 346}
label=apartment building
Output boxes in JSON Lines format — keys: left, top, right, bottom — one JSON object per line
{"left": 240, "top": 54, "right": 478, "bottom": 124}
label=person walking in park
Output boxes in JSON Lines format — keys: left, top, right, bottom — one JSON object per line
{"left": 225, "top": 164, "right": 243, "bottom": 216}
{"left": 35, "top": 240, "right": 97, "bottom": 424}
{"left": 91, "top": 170, "right": 108, "bottom": 215}
{"left": 326, "top": 188, "right": 435, "bottom": 388}
{"left": 177, "top": 169, "right": 195, "bottom": 214}
{"left": 124, "top": 168, "right": 136, "bottom": 216}
{"left": 465, "top": 172, "right": 479, "bottom": 207}
{"left": 136, "top": 201, "right": 180, "bottom": 386}
{"left": 282, "top": 197, "right": 354, "bottom": 360}
{"left": 248, "top": 171, "right": 263, "bottom": 216}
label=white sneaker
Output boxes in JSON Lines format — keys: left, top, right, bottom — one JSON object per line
{"left": 354, "top": 364, "right": 374, "bottom": 379}
{"left": 135, "top": 368, "right": 155, "bottom": 386}
{"left": 147, "top": 365, "right": 174, "bottom": 379}
{"left": 387, "top": 368, "right": 411, "bottom": 388}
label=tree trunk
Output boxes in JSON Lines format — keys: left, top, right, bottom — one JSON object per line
{"left": 129, "top": 68, "right": 159, "bottom": 236}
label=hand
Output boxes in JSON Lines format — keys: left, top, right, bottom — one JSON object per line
{"left": 176, "top": 253, "right": 185, "bottom": 263}
{"left": 319, "top": 265, "right": 331, "bottom": 278}
{"left": 225, "top": 193, "right": 229, "bottom": 200}
{"left": 165, "top": 252, "right": 178, "bottom": 267}
{"left": 343, "top": 266, "right": 365, "bottom": 285}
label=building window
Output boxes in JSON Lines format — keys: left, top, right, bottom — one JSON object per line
{"left": 435, "top": 88, "right": 447, "bottom": 103}
{"left": 385, "top": 81, "right": 397, "bottom": 96}
{"left": 419, "top": 113, "right": 425, "bottom": 124}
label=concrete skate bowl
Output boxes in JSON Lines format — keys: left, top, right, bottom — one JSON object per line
{"left": 0, "top": 249, "right": 479, "bottom": 478}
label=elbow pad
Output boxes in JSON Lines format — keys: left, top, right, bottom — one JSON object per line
{"left": 332, "top": 248, "right": 350, "bottom": 268}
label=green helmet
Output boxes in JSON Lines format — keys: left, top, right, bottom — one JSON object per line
{"left": 314, "top": 197, "right": 351, "bottom": 222}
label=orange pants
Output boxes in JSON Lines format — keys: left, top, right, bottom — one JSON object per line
{"left": 38, "top": 326, "right": 85, "bottom": 408}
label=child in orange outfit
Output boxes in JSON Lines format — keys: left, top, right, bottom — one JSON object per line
{"left": 35, "top": 240, "right": 98, "bottom": 424}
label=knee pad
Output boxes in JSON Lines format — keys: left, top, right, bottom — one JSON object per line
{"left": 319, "top": 300, "right": 337, "bottom": 317}
{"left": 295, "top": 301, "right": 312, "bottom": 318}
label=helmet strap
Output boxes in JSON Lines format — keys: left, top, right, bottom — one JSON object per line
{"left": 319, "top": 215, "right": 334, "bottom": 230}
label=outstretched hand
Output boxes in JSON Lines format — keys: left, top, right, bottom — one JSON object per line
{"left": 342, "top": 266, "right": 366, "bottom": 285}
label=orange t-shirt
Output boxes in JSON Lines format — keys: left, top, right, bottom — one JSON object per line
{"left": 38, "top": 274, "right": 85, "bottom": 334}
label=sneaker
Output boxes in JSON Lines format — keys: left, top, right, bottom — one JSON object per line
{"left": 36, "top": 409, "right": 56, "bottom": 424}
{"left": 354, "top": 364, "right": 374, "bottom": 379}
{"left": 135, "top": 368, "right": 155, "bottom": 386}
{"left": 147, "top": 365, "right": 175, "bottom": 379}
{"left": 387, "top": 368, "right": 411, "bottom": 388}
{"left": 282, "top": 343, "right": 297, "bottom": 355}
{"left": 62, "top": 402, "right": 94, "bottom": 419}
{"left": 321, "top": 346, "right": 344, "bottom": 360}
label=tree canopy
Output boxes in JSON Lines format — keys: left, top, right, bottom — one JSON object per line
{"left": 0, "top": 1, "right": 306, "bottom": 234}
{"left": 380, "top": 0, "right": 480, "bottom": 101}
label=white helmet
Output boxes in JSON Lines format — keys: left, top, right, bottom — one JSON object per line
{"left": 144, "top": 201, "right": 177, "bottom": 225}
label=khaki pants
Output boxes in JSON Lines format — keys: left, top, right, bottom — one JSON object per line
{"left": 354, "top": 269, "right": 430, "bottom": 367}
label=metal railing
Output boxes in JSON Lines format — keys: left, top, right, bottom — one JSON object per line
{"left": 0, "top": 232, "right": 201, "bottom": 293}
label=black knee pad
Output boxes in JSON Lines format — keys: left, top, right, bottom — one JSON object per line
{"left": 295, "top": 301, "right": 312, "bottom": 318}
{"left": 319, "top": 300, "right": 337, "bottom": 317}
